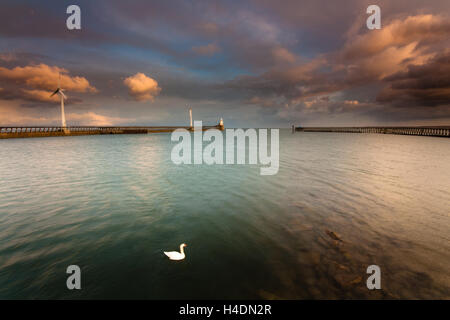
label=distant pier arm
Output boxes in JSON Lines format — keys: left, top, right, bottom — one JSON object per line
{"left": 294, "top": 126, "right": 450, "bottom": 137}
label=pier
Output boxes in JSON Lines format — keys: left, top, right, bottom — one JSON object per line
{"left": 295, "top": 126, "right": 450, "bottom": 138}
{"left": 0, "top": 124, "right": 224, "bottom": 139}
{"left": 0, "top": 107, "right": 226, "bottom": 139}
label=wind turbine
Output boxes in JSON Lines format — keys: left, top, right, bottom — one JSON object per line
{"left": 50, "top": 74, "right": 69, "bottom": 133}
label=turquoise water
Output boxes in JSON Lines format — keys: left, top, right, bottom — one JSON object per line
{"left": 0, "top": 131, "right": 449, "bottom": 299}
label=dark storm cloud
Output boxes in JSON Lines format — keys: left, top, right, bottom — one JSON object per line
{"left": 377, "top": 51, "right": 450, "bottom": 107}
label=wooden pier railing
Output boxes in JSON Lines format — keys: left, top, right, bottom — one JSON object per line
{"left": 0, "top": 125, "right": 223, "bottom": 139}
{"left": 295, "top": 126, "right": 450, "bottom": 137}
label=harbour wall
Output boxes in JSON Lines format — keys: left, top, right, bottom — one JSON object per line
{"left": 295, "top": 127, "right": 450, "bottom": 138}
{"left": 0, "top": 125, "right": 224, "bottom": 139}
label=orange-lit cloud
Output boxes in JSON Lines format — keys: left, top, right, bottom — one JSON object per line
{"left": 0, "top": 64, "right": 96, "bottom": 105}
{"left": 337, "top": 14, "right": 450, "bottom": 82}
{"left": 68, "top": 111, "right": 129, "bottom": 126}
{"left": 0, "top": 102, "right": 130, "bottom": 126}
{"left": 342, "top": 15, "right": 450, "bottom": 60}
{"left": 272, "top": 47, "right": 297, "bottom": 64}
{"left": 123, "top": 73, "right": 161, "bottom": 102}
{"left": 21, "top": 89, "right": 60, "bottom": 102}
{"left": 0, "top": 103, "right": 54, "bottom": 125}
{"left": 0, "top": 64, "right": 97, "bottom": 92}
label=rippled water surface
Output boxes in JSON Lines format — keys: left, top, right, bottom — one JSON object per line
{"left": 0, "top": 131, "right": 449, "bottom": 299}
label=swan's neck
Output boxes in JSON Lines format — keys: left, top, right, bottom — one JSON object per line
{"left": 179, "top": 245, "right": 185, "bottom": 255}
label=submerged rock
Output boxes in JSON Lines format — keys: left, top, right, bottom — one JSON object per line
{"left": 326, "top": 229, "right": 343, "bottom": 242}
{"left": 337, "top": 264, "right": 350, "bottom": 271}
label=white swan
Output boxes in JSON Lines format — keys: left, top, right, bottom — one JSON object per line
{"left": 164, "top": 243, "right": 187, "bottom": 260}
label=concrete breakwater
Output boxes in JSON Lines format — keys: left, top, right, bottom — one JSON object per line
{"left": 0, "top": 125, "right": 224, "bottom": 139}
{"left": 295, "top": 126, "right": 450, "bottom": 138}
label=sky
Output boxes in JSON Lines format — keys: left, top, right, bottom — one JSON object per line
{"left": 0, "top": 0, "right": 449, "bottom": 127}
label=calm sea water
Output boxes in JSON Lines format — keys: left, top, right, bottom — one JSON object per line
{"left": 0, "top": 130, "right": 449, "bottom": 299}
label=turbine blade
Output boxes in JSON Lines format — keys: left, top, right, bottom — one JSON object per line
{"left": 60, "top": 91, "right": 67, "bottom": 99}
{"left": 50, "top": 88, "right": 59, "bottom": 97}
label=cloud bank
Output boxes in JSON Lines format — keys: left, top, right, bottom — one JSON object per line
{"left": 231, "top": 13, "right": 450, "bottom": 123}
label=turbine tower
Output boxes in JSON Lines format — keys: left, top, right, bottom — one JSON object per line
{"left": 50, "top": 74, "right": 69, "bottom": 133}
{"left": 189, "top": 107, "right": 193, "bottom": 128}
